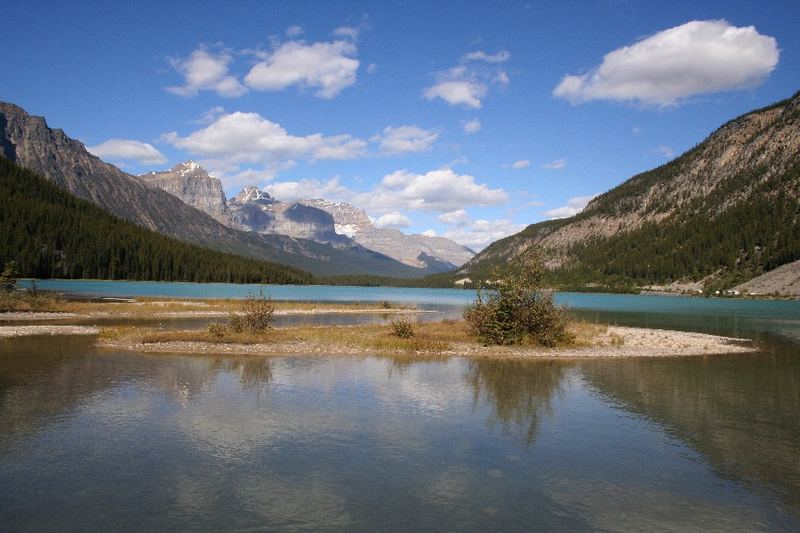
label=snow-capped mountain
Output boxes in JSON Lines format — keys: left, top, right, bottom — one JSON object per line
{"left": 300, "top": 199, "right": 475, "bottom": 269}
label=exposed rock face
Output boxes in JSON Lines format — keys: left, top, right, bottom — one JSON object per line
{"left": 0, "top": 102, "right": 428, "bottom": 278}
{"left": 466, "top": 90, "right": 800, "bottom": 285}
{"left": 139, "top": 162, "right": 238, "bottom": 227}
{"left": 229, "top": 186, "right": 348, "bottom": 243}
{"left": 301, "top": 199, "right": 475, "bottom": 270}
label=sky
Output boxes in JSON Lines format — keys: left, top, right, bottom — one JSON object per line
{"left": 2, "top": 0, "right": 798, "bottom": 250}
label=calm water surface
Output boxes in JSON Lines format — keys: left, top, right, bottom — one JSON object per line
{"left": 2, "top": 281, "right": 800, "bottom": 531}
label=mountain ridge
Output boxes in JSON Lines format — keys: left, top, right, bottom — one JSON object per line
{"left": 463, "top": 90, "right": 800, "bottom": 293}
{"left": 0, "top": 102, "right": 428, "bottom": 278}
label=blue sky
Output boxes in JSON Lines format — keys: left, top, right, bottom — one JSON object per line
{"left": 2, "top": 0, "right": 798, "bottom": 249}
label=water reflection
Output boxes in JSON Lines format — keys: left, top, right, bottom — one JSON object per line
{"left": 1, "top": 335, "right": 798, "bottom": 530}
{"left": 465, "top": 359, "right": 570, "bottom": 443}
{"left": 580, "top": 348, "right": 800, "bottom": 517}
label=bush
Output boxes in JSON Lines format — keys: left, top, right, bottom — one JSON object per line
{"left": 206, "top": 321, "right": 227, "bottom": 337}
{"left": 464, "top": 252, "right": 573, "bottom": 347}
{"left": 228, "top": 290, "right": 275, "bottom": 333}
{"left": 390, "top": 319, "right": 414, "bottom": 339}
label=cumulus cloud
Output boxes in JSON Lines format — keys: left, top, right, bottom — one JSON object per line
{"left": 360, "top": 168, "right": 508, "bottom": 213}
{"left": 166, "top": 47, "right": 247, "bottom": 98}
{"left": 442, "top": 218, "right": 525, "bottom": 251}
{"left": 540, "top": 158, "right": 567, "bottom": 170}
{"left": 553, "top": 20, "right": 779, "bottom": 106}
{"left": 87, "top": 139, "right": 167, "bottom": 165}
{"left": 244, "top": 40, "right": 359, "bottom": 99}
{"left": 438, "top": 209, "right": 471, "bottom": 226}
{"left": 542, "top": 195, "right": 595, "bottom": 219}
{"left": 461, "top": 118, "right": 481, "bottom": 134}
{"left": 373, "top": 125, "right": 439, "bottom": 155}
{"left": 373, "top": 212, "right": 413, "bottom": 229}
{"left": 510, "top": 159, "right": 531, "bottom": 170}
{"left": 421, "top": 230, "right": 437, "bottom": 238}
{"left": 265, "top": 177, "right": 351, "bottom": 203}
{"left": 161, "top": 111, "right": 366, "bottom": 165}
{"left": 424, "top": 49, "right": 512, "bottom": 109}
{"left": 423, "top": 67, "right": 488, "bottom": 109}
{"left": 463, "top": 50, "right": 511, "bottom": 63}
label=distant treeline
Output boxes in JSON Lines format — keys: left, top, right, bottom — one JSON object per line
{"left": 0, "top": 157, "right": 313, "bottom": 284}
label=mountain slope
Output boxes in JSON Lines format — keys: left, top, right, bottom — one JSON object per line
{"left": 0, "top": 157, "right": 311, "bottom": 283}
{"left": 466, "top": 91, "right": 800, "bottom": 291}
{"left": 0, "top": 102, "right": 425, "bottom": 278}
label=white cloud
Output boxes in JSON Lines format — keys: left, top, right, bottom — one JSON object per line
{"left": 632, "top": 126, "right": 643, "bottom": 135}
{"left": 373, "top": 212, "right": 412, "bottom": 229}
{"left": 360, "top": 168, "right": 508, "bottom": 213}
{"left": 424, "top": 49, "right": 512, "bottom": 108}
{"left": 438, "top": 209, "right": 471, "bottom": 226}
{"left": 494, "top": 69, "right": 510, "bottom": 87}
{"left": 373, "top": 125, "right": 439, "bottom": 155}
{"left": 333, "top": 26, "right": 360, "bottom": 40}
{"left": 162, "top": 111, "right": 366, "bottom": 165}
{"left": 540, "top": 158, "right": 567, "bottom": 170}
{"left": 542, "top": 195, "right": 595, "bottom": 219}
{"left": 651, "top": 145, "right": 675, "bottom": 158}
{"left": 244, "top": 40, "right": 359, "bottom": 99}
{"left": 265, "top": 177, "right": 350, "bottom": 203}
{"left": 167, "top": 47, "right": 246, "bottom": 98}
{"left": 554, "top": 20, "right": 779, "bottom": 106}
{"left": 442, "top": 218, "right": 525, "bottom": 251}
{"left": 367, "top": 63, "right": 377, "bottom": 74}
{"left": 196, "top": 106, "right": 226, "bottom": 125}
{"left": 423, "top": 68, "right": 487, "bottom": 109}
{"left": 461, "top": 118, "right": 481, "bottom": 134}
{"left": 421, "top": 230, "right": 437, "bottom": 238}
{"left": 510, "top": 159, "right": 531, "bottom": 170}
{"left": 87, "top": 139, "right": 167, "bottom": 165}
{"left": 463, "top": 50, "right": 511, "bottom": 63}
{"left": 286, "top": 25, "right": 304, "bottom": 37}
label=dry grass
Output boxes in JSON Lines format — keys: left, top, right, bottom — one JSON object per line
{"left": 124, "top": 319, "right": 470, "bottom": 354}
{"left": 1, "top": 295, "right": 415, "bottom": 317}
{"left": 107, "top": 318, "right": 589, "bottom": 356}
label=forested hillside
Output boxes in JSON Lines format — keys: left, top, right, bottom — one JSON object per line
{"left": 465, "top": 90, "right": 800, "bottom": 292}
{"left": 0, "top": 157, "right": 313, "bottom": 284}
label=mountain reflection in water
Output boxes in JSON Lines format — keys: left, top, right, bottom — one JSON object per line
{"left": 0, "top": 332, "right": 798, "bottom": 530}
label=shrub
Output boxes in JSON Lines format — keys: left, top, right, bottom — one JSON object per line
{"left": 390, "top": 319, "right": 415, "bottom": 339}
{"left": 230, "top": 290, "right": 275, "bottom": 333}
{"left": 464, "top": 252, "right": 574, "bottom": 347}
{"left": 207, "top": 321, "right": 227, "bottom": 337}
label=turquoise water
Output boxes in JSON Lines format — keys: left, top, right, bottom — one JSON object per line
{"left": 3, "top": 280, "right": 800, "bottom": 531}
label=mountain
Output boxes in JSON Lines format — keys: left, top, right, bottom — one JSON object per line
{"left": 229, "top": 186, "right": 348, "bottom": 244}
{"left": 464, "top": 90, "right": 800, "bottom": 292}
{"left": 301, "top": 199, "right": 475, "bottom": 271}
{"left": 0, "top": 102, "right": 426, "bottom": 278}
{"left": 0, "top": 157, "right": 311, "bottom": 284}
{"left": 139, "top": 161, "right": 238, "bottom": 227}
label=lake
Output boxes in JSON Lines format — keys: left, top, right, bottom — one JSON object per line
{"left": 2, "top": 281, "right": 799, "bottom": 531}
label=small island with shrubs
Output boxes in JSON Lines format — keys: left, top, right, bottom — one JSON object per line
{"left": 1, "top": 256, "right": 754, "bottom": 358}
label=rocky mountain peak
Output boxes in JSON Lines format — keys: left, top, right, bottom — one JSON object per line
{"left": 299, "top": 198, "right": 475, "bottom": 269}
{"left": 232, "top": 185, "right": 273, "bottom": 205}
{"left": 139, "top": 161, "right": 237, "bottom": 227}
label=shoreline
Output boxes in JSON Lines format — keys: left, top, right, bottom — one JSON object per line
{"left": 0, "top": 297, "right": 758, "bottom": 358}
